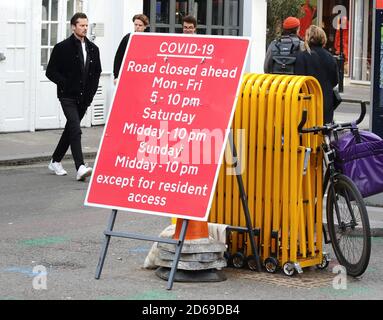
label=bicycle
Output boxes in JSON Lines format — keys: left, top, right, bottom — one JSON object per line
{"left": 298, "top": 100, "right": 371, "bottom": 277}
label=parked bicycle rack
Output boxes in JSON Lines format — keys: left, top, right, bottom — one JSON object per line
{"left": 209, "top": 74, "right": 330, "bottom": 276}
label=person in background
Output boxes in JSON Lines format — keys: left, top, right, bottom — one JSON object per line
{"left": 46, "top": 13, "right": 102, "bottom": 181}
{"left": 113, "top": 14, "right": 149, "bottom": 84}
{"left": 295, "top": 25, "right": 339, "bottom": 124}
{"left": 182, "top": 15, "right": 197, "bottom": 34}
{"left": 264, "top": 16, "right": 304, "bottom": 73}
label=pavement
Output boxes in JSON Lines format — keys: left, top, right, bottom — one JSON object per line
{"left": 0, "top": 82, "right": 382, "bottom": 234}
{"left": 0, "top": 126, "right": 103, "bottom": 166}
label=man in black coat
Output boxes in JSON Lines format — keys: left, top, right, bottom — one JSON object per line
{"left": 46, "top": 12, "right": 102, "bottom": 181}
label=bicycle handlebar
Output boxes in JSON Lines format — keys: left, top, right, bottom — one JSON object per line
{"left": 341, "top": 99, "right": 367, "bottom": 126}
{"left": 298, "top": 99, "right": 367, "bottom": 134}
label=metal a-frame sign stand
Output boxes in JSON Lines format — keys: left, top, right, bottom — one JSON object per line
{"left": 95, "top": 212, "right": 189, "bottom": 291}
{"left": 94, "top": 131, "right": 261, "bottom": 290}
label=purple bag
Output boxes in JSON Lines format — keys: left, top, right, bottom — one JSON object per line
{"left": 332, "top": 127, "right": 383, "bottom": 198}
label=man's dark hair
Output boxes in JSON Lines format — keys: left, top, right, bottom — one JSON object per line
{"left": 182, "top": 15, "right": 197, "bottom": 28}
{"left": 71, "top": 13, "right": 88, "bottom": 26}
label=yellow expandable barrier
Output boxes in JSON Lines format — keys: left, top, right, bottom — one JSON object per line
{"left": 209, "top": 73, "right": 325, "bottom": 275}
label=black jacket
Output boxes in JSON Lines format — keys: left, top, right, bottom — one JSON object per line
{"left": 295, "top": 45, "right": 339, "bottom": 123}
{"left": 113, "top": 33, "right": 130, "bottom": 79}
{"left": 46, "top": 34, "right": 102, "bottom": 107}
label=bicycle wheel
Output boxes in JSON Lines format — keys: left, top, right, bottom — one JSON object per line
{"left": 326, "top": 174, "right": 371, "bottom": 277}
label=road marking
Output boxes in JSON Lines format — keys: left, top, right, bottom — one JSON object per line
{"left": 20, "top": 236, "right": 69, "bottom": 247}
{"left": 3, "top": 267, "right": 48, "bottom": 277}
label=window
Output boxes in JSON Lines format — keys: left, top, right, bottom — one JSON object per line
{"left": 41, "top": 0, "right": 59, "bottom": 70}
{"left": 145, "top": 0, "right": 243, "bottom": 35}
{"left": 212, "top": 0, "right": 224, "bottom": 26}
{"left": 157, "top": 27, "right": 170, "bottom": 33}
{"left": 351, "top": 0, "right": 372, "bottom": 82}
{"left": 212, "top": 29, "right": 224, "bottom": 35}
{"left": 40, "top": 0, "right": 78, "bottom": 70}
{"left": 211, "top": 0, "right": 239, "bottom": 33}
{"left": 229, "top": 0, "right": 239, "bottom": 26}
{"left": 157, "top": 0, "right": 170, "bottom": 24}
{"left": 176, "top": 0, "right": 188, "bottom": 24}
{"left": 192, "top": 0, "right": 207, "bottom": 26}
{"left": 66, "top": 0, "right": 77, "bottom": 37}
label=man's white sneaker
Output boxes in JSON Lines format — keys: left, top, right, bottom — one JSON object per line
{"left": 48, "top": 160, "right": 68, "bottom": 176}
{"left": 76, "top": 165, "right": 92, "bottom": 181}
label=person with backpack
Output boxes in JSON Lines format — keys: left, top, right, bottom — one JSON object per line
{"left": 264, "top": 16, "right": 304, "bottom": 74}
{"left": 295, "top": 25, "right": 339, "bottom": 124}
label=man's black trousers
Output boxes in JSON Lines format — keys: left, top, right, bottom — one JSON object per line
{"left": 52, "top": 98, "right": 87, "bottom": 171}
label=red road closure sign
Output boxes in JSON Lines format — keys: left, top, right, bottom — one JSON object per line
{"left": 378, "top": 0, "right": 383, "bottom": 9}
{"left": 85, "top": 33, "right": 250, "bottom": 221}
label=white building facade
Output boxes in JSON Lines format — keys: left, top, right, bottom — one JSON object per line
{"left": 0, "top": 0, "right": 267, "bottom": 133}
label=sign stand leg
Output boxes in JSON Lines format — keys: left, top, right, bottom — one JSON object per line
{"left": 95, "top": 209, "right": 118, "bottom": 280}
{"left": 166, "top": 219, "right": 189, "bottom": 290}
{"left": 94, "top": 211, "right": 190, "bottom": 290}
{"left": 228, "top": 131, "right": 262, "bottom": 271}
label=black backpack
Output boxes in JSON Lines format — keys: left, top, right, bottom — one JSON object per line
{"left": 270, "top": 35, "right": 301, "bottom": 74}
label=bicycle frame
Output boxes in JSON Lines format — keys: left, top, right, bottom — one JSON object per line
{"left": 322, "top": 132, "right": 359, "bottom": 242}
{"left": 298, "top": 99, "right": 368, "bottom": 246}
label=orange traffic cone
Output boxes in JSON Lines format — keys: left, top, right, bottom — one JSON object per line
{"left": 173, "top": 219, "right": 209, "bottom": 240}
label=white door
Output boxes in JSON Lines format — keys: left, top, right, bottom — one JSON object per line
{"left": 35, "top": 0, "right": 61, "bottom": 129}
{"left": 0, "top": 0, "right": 32, "bottom": 132}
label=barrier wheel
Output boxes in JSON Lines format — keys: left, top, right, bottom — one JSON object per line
{"left": 264, "top": 257, "right": 279, "bottom": 274}
{"left": 316, "top": 255, "right": 330, "bottom": 270}
{"left": 246, "top": 255, "right": 259, "bottom": 271}
{"left": 232, "top": 252, "right": 246, "bottom": 269}
{"left": 283, "top": 262, "right": 296, "bottom": 277}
